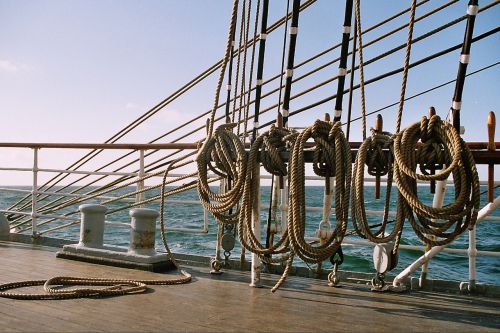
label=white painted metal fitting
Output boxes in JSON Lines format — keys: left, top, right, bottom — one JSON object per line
{"left": 78, "top": 204, "right": 107, "bottom": 248}
{"left": 129, "top": 208, "right": 159, "bottom": 255}
{"left": 467, "top": 5, "right": 478, "bottom": 15}
{"left": 460, "top": 54, "right": 470, "bottom": 64}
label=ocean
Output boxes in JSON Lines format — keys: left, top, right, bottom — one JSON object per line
{"left": 1, "top": 185, "right": 499, "bottom": 285}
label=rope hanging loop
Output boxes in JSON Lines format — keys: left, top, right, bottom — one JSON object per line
{"left": 238, "top": 125, "right": 297, "bottom": 261}
{"left": 288, "top": 119, "right": 351, "bottom": 264}
{"left": 393, "top": 114, "right": 480, "bottom": 246}
{"left": 351, "top": 128, "right": 403, "bottom": 244}
{"left": 196, "top": 123, "right": 248, "bottom": 225}
{"left": 268, "top": 119, "right": 351, "bottom": 292}
{"left": 366, "top": 128, "right": 394, "bottom": 177}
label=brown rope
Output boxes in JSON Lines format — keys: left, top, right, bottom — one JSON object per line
{"left": 393, "top": 115, "right": 480, "bottom": 246}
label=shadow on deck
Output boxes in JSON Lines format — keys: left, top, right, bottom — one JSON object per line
{"left": 0, "top": 240, "right": 499, "bottom": 333}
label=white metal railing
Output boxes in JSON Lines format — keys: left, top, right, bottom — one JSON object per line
{"left": 0, "top": 144, "right": 498, "bottom": 287}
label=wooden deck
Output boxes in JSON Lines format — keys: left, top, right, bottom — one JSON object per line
{"left": 1, "top": 240, "right": 499, "bottom": 333}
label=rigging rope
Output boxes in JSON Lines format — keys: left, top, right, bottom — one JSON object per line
{"left": 393, "top": 0, "right": 481, "bottom": 246}
{"left": 7, "top": 0, "right": 485, "bottom": 227}
{"left": 272, "top": 120, "right": 351, "bottom": 292}
{"left": 197, "top": 124, "right": 247, "bottom": 225}
{"left": 393, "top": 115, "right": 480, "bottom": 245}
{"left": 0, "top": 162, "right": 193, "bottom": 300}
{"left": 196, "top": 1, "right": 247, "bottom": 231}
{"left": 8, "top": 0, "right": 491, "bottom": 222}
{"left": 350, "top": 0, "right": 416, "bottom": 251}
{"left": 238, "top": 125, "right": 296, "bottom": 264}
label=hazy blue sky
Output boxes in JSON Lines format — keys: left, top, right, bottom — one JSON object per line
{"left": 0, "top": 0, "right": 498, "bottom": 185}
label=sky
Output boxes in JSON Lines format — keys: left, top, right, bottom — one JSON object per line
{"left": 0, "top": 0, "right": 498, "bottom": 186}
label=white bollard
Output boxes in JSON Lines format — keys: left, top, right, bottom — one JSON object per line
{"left": 129, "top": 208, "right": 159, "bottom": 256}
{"left": 78, "top": 204, "right": 107, "bottom": 248}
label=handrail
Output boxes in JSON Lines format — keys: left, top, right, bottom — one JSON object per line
{"left": 0, "top": 139, "right": 499, "bottom": 288}
{"left": 0, "top": 143, "right": 200, "bottom": 149}
{"left": 0, "top": 141, "right": 498, "bottom": 149}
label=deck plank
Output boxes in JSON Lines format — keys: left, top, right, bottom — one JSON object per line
{"left": 0, "top": 241, "right": 499, "bottom": 333}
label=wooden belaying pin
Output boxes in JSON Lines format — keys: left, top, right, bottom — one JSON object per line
{"left": 429, "top": 107, "right": 436, "bottom": 194}
{"left": 487, "top": 111, "right": 496, "bottom": 203}
{"left": 375, "top": 114, "right": 383, "bottom": 199}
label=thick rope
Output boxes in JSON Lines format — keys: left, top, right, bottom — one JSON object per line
{"left": 272, "top": 120, "right": 351, "bottom": 292}
{"left": 350, "top": 0, "right": 416, "bottom": 255}
{"left": 393, "top": 115, "right": 480, "bottom": 246}
{"left": 396, "top": 0, "right": 417, "bottom": 133}
{"left": 353, "top": 0, "right": 367, "bottom": 140}
{"left": 196, "top": 123, "right": 247, "bottom": 225}
{"left": 238, "top": 125, "right": 296, "bottom": 263}
{"left": 0, "top": 159, "right": 193, "bottom": 300}
{"left": 351, "top": 129, "right": 404, "bottom": 243}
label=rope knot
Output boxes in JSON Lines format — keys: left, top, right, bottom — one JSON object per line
{"left": 417, "top": 116, "right": 445, "bottom": 175}
{"left": 365, "top": 129, "right": 393, "bottom": 177}
{"left": 258, "top": 125, "right": 296, "bottom": 176}
{"left": 311, "top": 120, "right": 336, "bottom": 177}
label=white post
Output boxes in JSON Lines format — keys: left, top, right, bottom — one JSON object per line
{"left": 203, "top": 208, "right": 209, "bottom": 233}
{"left": 31, "top": 148, "right": 39, "bottom": 237}
{"left": 393, "top": 196, "right": 500, "bottom": 287}
{"left": 468, "top": 225, "right": 477, "bottom": 291}
{"left": 280, "top": 176, "right": 288, "bottom": 233}
{"left": 419, "top": 180, "right": 447, "bottom": 286}
{"left": 250, "top": 164, "right": 261, "bottom": 287}
{"left": 135, "top": 149, "right": 145, "bottom": 207}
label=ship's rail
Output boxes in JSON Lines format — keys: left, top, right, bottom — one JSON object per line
{"left": 0, "top": 142, "right": 498, "bottom": 289}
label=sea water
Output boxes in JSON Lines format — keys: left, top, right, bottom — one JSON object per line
{"left": 1, "top": 185, "right": 499, "bottom": 285}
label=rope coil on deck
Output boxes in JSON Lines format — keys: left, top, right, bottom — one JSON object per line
{"left": 0, "top": 155, "right": 193, "bottom": 301}
{"left": 0, "top": 273, "right": 192, "bottom": 300}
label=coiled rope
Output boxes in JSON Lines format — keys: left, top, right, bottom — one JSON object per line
{"left": 352, "top": 0, "right": 416, "bottom": 248}
{"left": 238, "top": 125, "right": 296, "bottom": 264}
{"left": 393, "top": 115, "right": 480, "bottom": 245}
{"left": 196, "top": 0, "right": 247, "bottom": 228}
{"left": 392, "top": 0, "right": 481, "bottom": 247}
{"left": 350, "top": 0, "right": 416, "bottom": 251}
{"left": 0, "top": 154, "right": 194, "bottom": 301}
{"left": 196, "top": 123, "right": 247, "bottom": 225}
{"left": 351, "top": 129, "right": 403, "bottom": 243}
{"left": 272, "top": 120, "right": 351, "bottom": 292}
{"left": 0, "top": 163, "right": 192, "bottom": 300}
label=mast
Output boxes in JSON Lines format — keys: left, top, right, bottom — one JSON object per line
{"left": 450, "top": 0, "right": 478, "bottom": 131}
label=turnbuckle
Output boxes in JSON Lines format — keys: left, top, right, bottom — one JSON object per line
{"left": 328, "top": 246, "right": 344, "bottom": 287}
